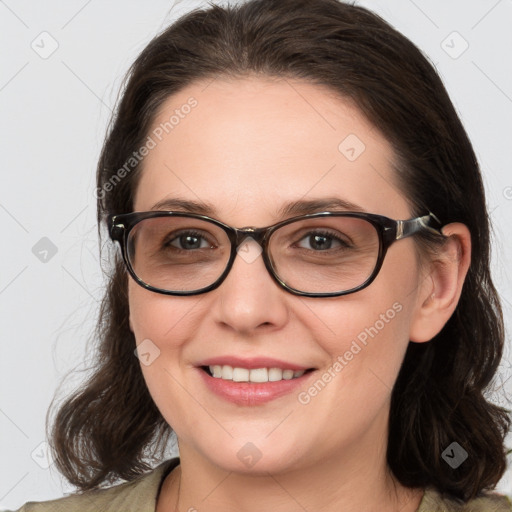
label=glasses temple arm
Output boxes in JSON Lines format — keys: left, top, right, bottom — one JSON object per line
{"left": 396, "top": 212, "right": 444, "bottom": 240}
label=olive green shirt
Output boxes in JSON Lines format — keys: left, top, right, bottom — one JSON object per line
{"left": 11, "top": 458, "right": 512, "bottom": 511}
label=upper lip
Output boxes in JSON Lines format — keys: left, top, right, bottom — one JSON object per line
{"left": 196, "top": 356, "right": 313, "bottom": 371}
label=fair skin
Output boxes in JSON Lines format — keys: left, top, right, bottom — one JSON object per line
{"left": 127, "top": 77, "right": 471, "bottom": 512}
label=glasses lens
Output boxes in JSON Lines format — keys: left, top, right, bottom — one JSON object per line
{"left": 127, "top": 216, "right": 230, "bottom": 292}
{"left": 268, "top": 216, "right": 380, "bottom": 294}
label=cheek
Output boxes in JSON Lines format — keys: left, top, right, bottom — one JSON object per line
{"left": 128, "top": 280, "right": 198, "bottom": 345}
{"left": 310, "top": 294, "right": 409, "bottom": 383}
{"left": 127, "top": 279, "right": 215, "bottom": 370}
{"left": 128, "top": 282, "right": 193, "bottom": 393}
{"left": 306, "top": 250, "right": 419, "bottom": 397}
{"left": 128, "top": 282, "right": 203, "bottom": 425}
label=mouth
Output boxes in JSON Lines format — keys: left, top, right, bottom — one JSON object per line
{"left": 195, "top": 356, "right": 317, "bottom": 405}
{"left": 200, "top": 365, "right": 316, "bottom": 383}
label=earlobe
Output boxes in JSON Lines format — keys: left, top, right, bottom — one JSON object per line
{"left": 409, "top": 223, "right": 471, "bottom": 343}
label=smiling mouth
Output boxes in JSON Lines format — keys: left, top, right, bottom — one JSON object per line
{"left": 201, "top": 365, "right": 315, "bottom": 383}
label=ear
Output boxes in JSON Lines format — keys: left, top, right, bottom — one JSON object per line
{"left": 409, "top": 222, "right": 471, "bottom": 343}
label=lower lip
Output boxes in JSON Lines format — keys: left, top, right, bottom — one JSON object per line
{"left": 198, "top": 368, "right": 313, "bottom": 405}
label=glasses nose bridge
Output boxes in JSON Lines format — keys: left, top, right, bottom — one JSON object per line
{"left": 232, "top": 226, "right": 270, "bottom": 249}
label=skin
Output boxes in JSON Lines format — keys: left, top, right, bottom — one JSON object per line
{"left": 127, "top": 77, "right": 471, "bottom": 512}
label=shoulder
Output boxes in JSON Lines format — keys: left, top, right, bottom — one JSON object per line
{"left": 418, "top": 486, "right": 512, "bottom": 512}
{"left": 10, "top": 459, "right": 179, "bottom": 512}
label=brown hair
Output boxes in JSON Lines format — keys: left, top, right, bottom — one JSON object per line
{"left": 49, "top": 0, "right": 510, "bottom": 500}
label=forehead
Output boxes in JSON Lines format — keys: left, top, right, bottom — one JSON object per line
{"left": 133, "top": 77, "right": 410, "bottom": 223}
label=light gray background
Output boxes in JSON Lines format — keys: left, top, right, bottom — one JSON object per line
{"left": 1, "top": 0, "right": 511, "bottom": 509}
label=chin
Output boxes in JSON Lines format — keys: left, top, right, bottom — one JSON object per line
{"left": 192, "top": 437, "right": 308, "bottom": 476}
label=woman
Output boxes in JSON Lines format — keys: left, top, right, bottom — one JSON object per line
{"left": 14, "top": 0, "right": 511, "bottom": 510}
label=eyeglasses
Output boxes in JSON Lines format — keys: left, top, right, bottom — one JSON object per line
{"left": 108, "top": 210, "right": 443, "bottom": 298}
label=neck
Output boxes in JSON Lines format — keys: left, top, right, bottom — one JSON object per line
{"left": 157, "top": 414, "right": 424, "bottom": 512}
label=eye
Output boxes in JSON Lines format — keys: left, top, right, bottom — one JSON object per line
{"left": 296, "top": 230, "right": 350, "bottom": 251}
{"left": 166, "top": 230, "right": 214, "bottom": 251}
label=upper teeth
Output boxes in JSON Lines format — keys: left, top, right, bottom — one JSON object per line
{"left": 208, "top": 365, "right": 306, "bottom": 382}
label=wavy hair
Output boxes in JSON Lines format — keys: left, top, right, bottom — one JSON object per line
{"left": 49, "top": 0, "right": 510, "bottom": 500}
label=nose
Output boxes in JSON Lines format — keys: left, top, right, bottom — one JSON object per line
{"left": 210, "top": 236, "right": 289, "bottom": 334}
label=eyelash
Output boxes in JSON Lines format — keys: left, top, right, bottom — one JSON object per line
{"left": 163, "top": 229, "right": 350, "bottom": 252}
{"left": 294, "top": 230, "right": 350, "bottom": 250}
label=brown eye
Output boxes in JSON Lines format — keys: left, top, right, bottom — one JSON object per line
{"left": 166, "top": 230, "right": 213, "bottom": 251}
{"left": 295, "top": 230, "right": 350, "bottom": 251}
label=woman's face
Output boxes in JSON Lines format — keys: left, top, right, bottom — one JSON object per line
{"left": 128, "top": 77, "right": 429, "bottom": 474}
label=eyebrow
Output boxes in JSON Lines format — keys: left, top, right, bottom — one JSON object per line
{"left": 150, "top": 196, "right": 367, "bottom": 218}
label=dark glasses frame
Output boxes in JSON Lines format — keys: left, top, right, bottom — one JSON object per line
{"left": 108, "top": 210, "right": 444, "bottom": 298}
